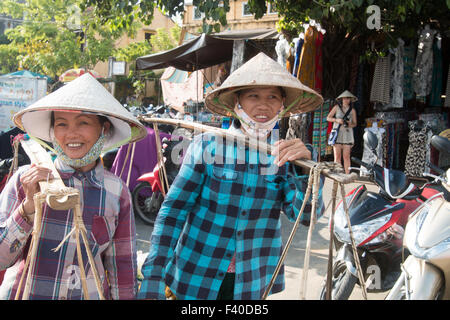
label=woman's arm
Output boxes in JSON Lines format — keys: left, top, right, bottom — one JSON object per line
{"left": 103, "top": 182, "right": 138, "bottom": 300}
{"left": 0, "top": 167, "right": 34, "bottom": 270}
{"left": 327, "top": 106, "right": 344, "bottom": 125}
{"left": 349, "top": 108, "right": 358, "bottom": 128}
{"left": 326, "top": 106, "right": 337, "bottom": 123}
{"left": 137, "top": 135, "right": 207, "bottom": 300}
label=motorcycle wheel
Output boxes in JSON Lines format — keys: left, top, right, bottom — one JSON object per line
{"left": 319, "top": 260, "right": 358, "bottom": 300}
{"left": 132, "top": 182, "right": 164, "bottom": 226}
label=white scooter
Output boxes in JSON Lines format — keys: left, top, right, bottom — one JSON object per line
{"left": 386, "top": 135, "right": 450, "bottom": 300}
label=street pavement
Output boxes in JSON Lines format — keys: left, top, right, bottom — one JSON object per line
{"left": 135, "top": 177, "right": 389, "bottom": 300}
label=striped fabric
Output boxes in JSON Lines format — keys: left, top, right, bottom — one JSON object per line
{"left": 0, "top": 158, "right": 137, "bottom": 300}
{"left": 312, "top": 100, "right": 330, "bottom": 157}
{"left": 138, "top": 129, "right": 323, "bottom": 300}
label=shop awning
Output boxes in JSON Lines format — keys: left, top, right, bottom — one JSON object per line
{"left": 136, "top": 29, "right": 279, "bottom": 72}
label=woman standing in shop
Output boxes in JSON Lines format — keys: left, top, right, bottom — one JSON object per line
{"left": 327, "top": 90, "right": 358, "bottom": 174}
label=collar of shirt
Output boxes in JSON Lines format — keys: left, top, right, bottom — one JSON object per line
{"left": 54, "top": 157, "right": 105, "bottom": 190}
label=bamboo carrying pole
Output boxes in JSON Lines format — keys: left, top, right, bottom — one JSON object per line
{"left": 326, "top": 180, "right": 339, "bottom": 300}
{"left": 139, "top": 116, "right": 358, "bottom": 184}
{"left": 139, "top": 117, "right": 368, "bottom": 300}
{"left": 16, "top": 136, "right": 105, "bottom": 300}
{"left": 153, "top": 123, "right": 169, "bottom": 196}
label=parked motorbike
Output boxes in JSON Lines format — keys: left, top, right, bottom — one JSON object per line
{"left": 319, "top": 131, "right": 442, "bottom": 300}
{"left": 132, "top": 137, "right": 183, "bottom": 225}
{"left": 385, "top": 135, "right": 450, "bottom": 300}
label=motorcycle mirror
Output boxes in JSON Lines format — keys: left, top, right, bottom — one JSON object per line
{"left": 431, "top": 135, "right": 450, "bottom": 155}
{"left": 363, "top": 130, "right": 378, "bottom": 153}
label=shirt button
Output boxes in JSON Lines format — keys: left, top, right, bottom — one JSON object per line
{"left": 218, "top": 272, "right": 224, "bottom": 277}
{"left": 226, "top": 253, "right": 232, "bottom": 258}
{"left": 246, "top": 187, "right": 251, "bottom": 192}
{"left": 249, "top": 164, "right": 254, "bottom": 169}
{"left": 237, "top": 231, "right": 242, "bottom": 236}
{"left": 241, "top": 211, "right": 246, "bottom": 216}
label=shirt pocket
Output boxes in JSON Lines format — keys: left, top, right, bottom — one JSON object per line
{"left": 90, "top": 215, "right": 114, "bottom": 247}
{"left": 209, "top": 166, "right": 240, "bottom": 203}
{"left": 262, "top": 175, "right": 286, "bottom": 201}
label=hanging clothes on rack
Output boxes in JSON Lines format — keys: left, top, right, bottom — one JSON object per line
{"left": 370, "top": 55, "right": 391, "bottom": 106}
{"left": 286, "top": 113, "right": 311, "bottom": 143}
{"left": 297, "top": 26, "right": 317, "bottom": 88}
{"left": 404, "top": 121, "right": 433, "bottom": 177}
{"left": 430, "top": 36, "right": 443, "bottom": 107}
{"left": 275, "top": 35, "right": 291, "bottom": 68}
{"left": 402, "top": 41, "right": 416, "bottom": 101}
{"left": 389, "top": 38, "right": 405, "bottom": 108}
{"left": 373, "top": 111, "right": 408, "bottom": 169}
{"left": 312, "top": 100, "right": 330, "bottom": 158}
{"left": 419, "top": 112, "right": 446, "bottom": 134}
{"left": 444, "top": 65, "right": 450, "bottom": 107}
{"left": 413, "top": 25, "right": 437, "bottom": 102}
{"left": 314, "top": 30, "right": 324, "bottom": 93}
{"left": 292, "top": 36, "right": 304, "bottom": 77}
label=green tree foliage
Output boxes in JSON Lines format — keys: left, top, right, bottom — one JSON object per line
{"left": 80, "top": 0, "right": 450, "bottom": 98}
{"left": 0, "top": 44, "right": 19, "bottom": 74}
{"left": 113, "top": 25, "right": 181, "bottom": 101}
{"left": 0, "top": 0, "right": 124, "bottom": 78}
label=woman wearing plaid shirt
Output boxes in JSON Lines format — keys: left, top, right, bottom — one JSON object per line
{"left": 0, "top": 74, "right": 147, "bottom": 299}
{"left": 138, "top": 53, "right": 324, "bottom": 300}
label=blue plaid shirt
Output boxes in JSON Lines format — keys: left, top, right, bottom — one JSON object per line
{"left": 138, "top": 128, "right": 323, "bottom": 300}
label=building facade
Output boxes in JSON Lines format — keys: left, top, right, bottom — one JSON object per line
{"left": 94, "top": 9, "right": 176, "bottom": 78}
{"left": 182, "top": 0, "right": 279, "bottom": 34}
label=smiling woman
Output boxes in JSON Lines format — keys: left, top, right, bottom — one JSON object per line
{"left": 51, "top": 111, "right": 111, "bottom": 172}
{"left": 0, "top": 74, "right": 147, "bottom": 300}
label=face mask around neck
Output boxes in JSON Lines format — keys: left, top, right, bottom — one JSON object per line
{"left": 52, "top": 131, "right": 106, "bottom": 169}
{"left": 233, "top": 104, "right": 281, "bottom": 138}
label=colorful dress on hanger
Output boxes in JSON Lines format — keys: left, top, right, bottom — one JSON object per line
{"left": 297, "top": 26, "right": 317, "bottom": 88}
{"left": 292, "top": 37, "right": 304, "bottom": 77}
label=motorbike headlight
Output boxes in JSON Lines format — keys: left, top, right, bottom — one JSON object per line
{"left": 333, "top": 207, "right": 392, "bottom": 246}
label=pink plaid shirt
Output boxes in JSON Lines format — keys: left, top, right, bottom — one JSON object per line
{"left": 0, "top": 158, "right": 137, "bottom": 300}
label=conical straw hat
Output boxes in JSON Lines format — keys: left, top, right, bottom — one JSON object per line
{"left": 336, "top": 90, "right": 358, "bottom": 102}
{"left": 205, "top": 52, "right": 323, "bottom": 117}
{"left": 13, "top": 73, "right": 147, "bottom": 150}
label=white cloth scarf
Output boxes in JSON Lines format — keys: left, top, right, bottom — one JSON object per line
{"left": 233, "top": 104, "right": 281, "bottom": 138}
